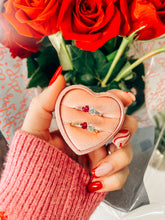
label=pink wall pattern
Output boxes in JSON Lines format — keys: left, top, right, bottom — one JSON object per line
{"left": 0, "top": 44, "right": 35, "bottom": 143}
{"left": 129, "top": 39, "right": 165, "bottom": 117}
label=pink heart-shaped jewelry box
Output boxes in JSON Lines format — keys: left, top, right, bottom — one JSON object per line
{"left": 55, "top": 85, "right": 125, "bottom": 155}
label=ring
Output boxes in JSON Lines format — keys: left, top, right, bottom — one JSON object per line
{"left": 75, "top": 105, "right": 102, "bottom": 116}
{"left": 70, "top": 122, "right": 99, "bottom": 133}
{"left": 106, "top": 144, "right": 111, "bottom": 155}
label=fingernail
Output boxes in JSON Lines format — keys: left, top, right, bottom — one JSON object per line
{"left": 87, "top": 181, "right": 103, "bottom": 192}
{"left": 125, "top": 91, "right": 136, "bottom": 101}
{"left": 112, "top": 129, "right": 130, "bottom": 148}
{"left": 49, "top": 66, "right": 63, "bottom": 86}
{"left": 91, "top": 162, "right": 114, "bottom": 178}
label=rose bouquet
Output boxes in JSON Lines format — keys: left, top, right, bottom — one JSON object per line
{"left": 0, "top": 0, "right": 165, "bottom": 115}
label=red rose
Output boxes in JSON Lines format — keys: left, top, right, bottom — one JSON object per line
{"left": 4, "top": 0, "right": 61, "bottom": 38}
{"left": 58, "top": 0, "right": 122, "bottom": 51}
{"left": 0, "top": 13, "right": 41, "bottom": 58}
{"left": 119, "top": 0, "right": 131, "bottom": 36}
{"left": 120, "top": 0, "right": 165, "bottom": 40}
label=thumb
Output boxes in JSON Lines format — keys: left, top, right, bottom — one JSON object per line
{"left": 36, "top": 74, "right": 65, "bottom": 113}
{"left": 22, "top": 74, "right": 65, "bottom": 134}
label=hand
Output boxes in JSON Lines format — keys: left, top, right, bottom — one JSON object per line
{"left": 22, "top": 74, "right": 137, "bottom": 192}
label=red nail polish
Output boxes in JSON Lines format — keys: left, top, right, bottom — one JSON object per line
{"left": 49, "top": 66, "right": 63, "bottom": 86}
{"left": 91, "top": 166, "right": 99, "bottom": 178}
{"left": 112, "top": 129, "right": 130, "bottom": 148}
{"left": 87, "top": 181, "right": 103, "bottom": 192}
{"left": 125, "top": 91, "right": 136, "bottom": 101}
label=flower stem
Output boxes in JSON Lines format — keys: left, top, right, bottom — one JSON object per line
{"left": 101, "top": 27, "right": 147, "bottom": 87}
{"left": 113, "top": 46, "right": 165, "bottom": 82}
{"left": 101, "top": 37, "right": 128, "bottom": 87}
{"left": 101, "top": 31, "right": 142, "bottom": 87}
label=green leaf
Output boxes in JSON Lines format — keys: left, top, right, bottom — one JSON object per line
{"left": 64, "top": 71, "right": 75, "bottom": 83}
{"left": 106, "top": 50, "right": 118, "bottom": 62}
{"left": 93, "top": 49, "right": 107, "bottom": 68}
{"left": 68, "top": 45, "right": 116, "bottom": 86}
{"left": 107, "top": 81, "right": 120, "bottom": 90}
{"left": 96, "top": 62, "right": 111, "bottom": 79}
{"left": 77, "top": 72, "right": 97, "bottom": 86}
{"left": 70, "top": 46, "right": 95, "bottom": 74}
{"left": 103, "top": 37, "right": 117, "bottom": 53}
{"left": 89, "top": 86, "right": 108, "bottom": 93}
{"left": 89, "top": 81, "right": 120, "bottom": 93}
{"left": 27, "top": 54, "right": 39, "bottom": 78}
{"left": 27, "top": 68, "right": 49, "bottom": 88}
{"left": 27, "top": 45, "right": 60, "bottom": 88}
{"left": 68, "top": 45, "right": 129, "bottom": 88}
{"left": 38, "top": 46, "right": 59, "bottom": 72}
{"left": 92, "top": 50, "right": 111, "bottom": 79}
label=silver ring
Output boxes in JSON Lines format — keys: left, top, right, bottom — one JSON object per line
{"left": 106, "top": 144, "right": 111, "bottom": 155}
{"left": 75, "top": 106, "right": 102, "bottom": 116}
{"left": 70, "top": 122, "right": 99, "bottom": 133}
{"left": 89, "top": 107, "right": 102, "bottom": 116}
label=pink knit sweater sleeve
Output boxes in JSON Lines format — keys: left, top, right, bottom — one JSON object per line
{"left": 0, "top": 130, "right": 106, "bottom": 220}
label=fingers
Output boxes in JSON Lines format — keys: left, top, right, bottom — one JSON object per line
{"left": 87, "top": 92, "right": 137, "bottom": 180}
{"left": 22, "top": 74, "right": 65, "bottom": 135}
{"left": 109, "top": 89, "right": 135, "bottom": 107}
{"left": 88, "top": 167, "right": 129, "bottom": 193}
{"left": 91, "top": 142, "right": 133, "bottom": 178}
{"left": 87, "top": 110, "right": 137, "bottom": 192}
{"left": 34, "top": 74, "right": 65, "bottom": 113}
{"left": 122, "top": 115, "right": 138, "bottom": 137}
{"left": 100, "top": 167, "right": 129, "bottom": 192}
{"left": 112, "top": 115, "right": 138, "bottom": 149}
{"left": 87, "top": 111, "right": 137, "bottom": 170}
{"left": 87, "top": 146, "right": 107, "bottom": 170}
{"left": 87, "top": 90, "right": 137, "bottom": 192}
{"left": 88, "top": 142, "right": 133, "bottom": 192}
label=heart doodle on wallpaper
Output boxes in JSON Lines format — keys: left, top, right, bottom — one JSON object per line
{"left": 55, "top": 85, "right": 125, "bottom": 155}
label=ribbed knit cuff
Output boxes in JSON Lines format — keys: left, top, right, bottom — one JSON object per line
{"left": 0, "top": 130, "right": 106, "bottom": 220}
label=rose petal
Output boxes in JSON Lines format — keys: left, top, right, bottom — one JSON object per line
{"left": 59, "top": 6, "right": 103, "bottom": 42}
{"left": 76, "top": 8, "right": 121, "bottom": 51}
{"left": 89, "top": 2, "right": 115, "bottom": 34}
{"left": 4, "top": 0, "right": 60, "bottom": 38}
{"left": 4, "top": 1, "right": 43, "bottom": 38}
{"left": 128, "top": 0, "right": 165, "bottom": 40}
{"left": 149, "top": 0, "right": 165, "bottom": 10}
{"left": 59, "top": 0, "right": 121, "bottom": 51}
{"left": 119, "top": 0, "right": 131, "bottom": 35}
{"left": 0, "top": 13, "right": 40, "bottom": 58}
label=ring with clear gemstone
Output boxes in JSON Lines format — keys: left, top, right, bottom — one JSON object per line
{"left": 75, "top": 105, "right": 102, "bottom": 116}
{"left": 70, "top": 122, "right": 98, "bottom": 133}
{"left": 89, "top": 107, "right": 101, "bottom": 116}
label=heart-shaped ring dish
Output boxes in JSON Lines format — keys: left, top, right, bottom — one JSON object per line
{"left": 55, "top": 85, "right": 125, "bottom": 155}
